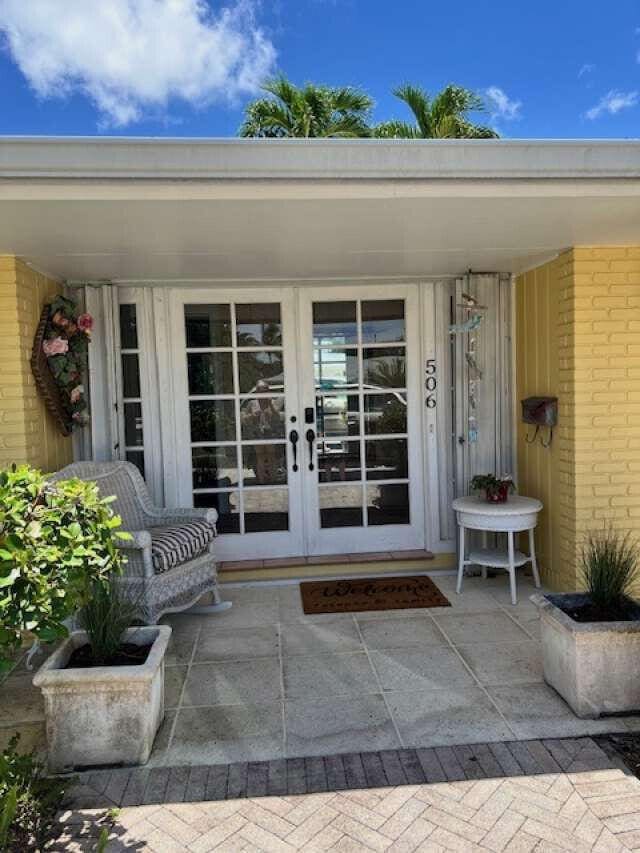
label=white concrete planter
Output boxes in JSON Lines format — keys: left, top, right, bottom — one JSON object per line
{"left": 33, "top": 625, "right": 171, "bottom": 772}
{"left": 533, "top": 593, "right": 640, "bottom": 719}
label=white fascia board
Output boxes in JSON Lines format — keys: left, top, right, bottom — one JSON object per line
{"left": 0, "top": 137, "right": 638, "bottom": 180}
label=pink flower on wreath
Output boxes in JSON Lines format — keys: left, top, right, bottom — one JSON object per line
{"left": 42, "top": 337, "right": 68, "bottom": 357}
{"left": 77, "top": 313, "right": 93, "bottom": 332}
{"left": 70, "top": 385, "right": 84, "bottom": 404}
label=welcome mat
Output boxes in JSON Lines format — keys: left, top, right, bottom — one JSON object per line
{"left": 300, "top": 575, "right": 451, "bottom": 614}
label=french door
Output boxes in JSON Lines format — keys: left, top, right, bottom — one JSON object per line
{"left": 170, "top": 284, "right": 425, "bottom": 561}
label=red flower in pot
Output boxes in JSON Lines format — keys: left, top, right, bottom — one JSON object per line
{"left": 470, "top": 474, "right": 515, "bottom": 503}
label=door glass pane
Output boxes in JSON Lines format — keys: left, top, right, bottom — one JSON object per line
{"left": 124, "top": 402, "right": 143, "bottom": 446}
{"left": 313, "top": 302, "right": 357, "bottom": 345}
{"left": 121, "top": 354, "right": 141, "bottom": 397}
{"left": 236, "top": 303, "right": 282, "bottom": 347}
{"left": 193, "top": 491, "right": 240, "bottom": 533}
{"left": 319, "top": 485, "right": 363, "bottom": 528}
{"left": 364, "top": 393, "right": 407, "bottom": 435}
{"left": 238, "top": 351, "right": 284, "bottom": 394}
{"left": 188, "top": 352, "right": 234, "bottom": 395}
{"left": 318, "top": 440, "right": 361, "bottom": 483}
{"left": 192, "top": 447, "right": 239, "bottom": 489}
{"left": 126, "top": 450, "right": 145, "bottom": 478}
{"left": 365, "top": 439, "right": 408, "bottom": 480}
{"left": 316, "top": 394, "right": 359, "bottom": 437}
{"left": 185, "top": 304, "right": 231, "bottom": 347}
{"left": 367, "top": 484, "right": 410, "bottom": 526}
{"left": 314, "top": 348, "right": 358, "bottom": 390}
{"left": 244, "top": 490, "right": 288, "bottom": 532}
{"left": 363, "top": 347, "right": 406, "bottom": 388}
{"left": 119, "top": 304, "right": 138, "bottom": 348}
{"left": 240, "top": 397, "right": 286, "bottom": 440}
{"left": 242, "top": 444, "right": 288, "bottom": 486}
{"left": 362, "top": 300, "right": 405, "bottom": 343}
{"left": 190, "top": 400, "right": 237, "bottom": 443}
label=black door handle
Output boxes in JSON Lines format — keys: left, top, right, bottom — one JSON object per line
{"left": 289, "top": 429, "right": 299, "bottom": 472}
{"left": 306, "top": 428, "right": 316, "bottom": 471}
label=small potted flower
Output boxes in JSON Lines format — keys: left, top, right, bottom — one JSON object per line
{"left": 470, "top": 473, "right": 514, "bottom": 503}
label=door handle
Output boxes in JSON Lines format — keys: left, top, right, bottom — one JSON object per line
{"left": 289, "top": 429, "right": 299, "bottom": 472}
{"left": 306, "top": 428, "right": 316, "bottom": 471}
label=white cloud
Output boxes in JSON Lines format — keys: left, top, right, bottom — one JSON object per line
{"left": 578, "top": 63, "right": 595, "bottom": 78}
{"left": 586, "top": 89, "right": 638, "bottom": 120}
{"left": 484, "top": 86, "right": 521, "bottom": 121}
{"left": 0, "top": 0, "right": 276, "bottom": 126}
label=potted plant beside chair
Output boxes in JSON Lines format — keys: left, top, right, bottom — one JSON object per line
{"left": 533, "top": 528, "right": 640, "bottom": 718}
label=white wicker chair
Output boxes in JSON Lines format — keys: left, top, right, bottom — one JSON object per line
{"left": 50, "top": 461, "right": 231, "bottom": 624}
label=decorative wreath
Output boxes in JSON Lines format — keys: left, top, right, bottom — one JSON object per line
{"left": 35, "top": 296, "right": 93, "bottom": 432}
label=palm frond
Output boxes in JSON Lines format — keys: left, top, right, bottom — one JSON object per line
{"left": 372, "top": 120, "right": 419, "bottom": 139}
{"left": 393, "top": 84, "right": 431, "bottom": 137}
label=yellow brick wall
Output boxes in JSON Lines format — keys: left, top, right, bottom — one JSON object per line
{"left": 516, "top": 247, "right": 640, "bottom": 590}
{"left": 0, "top": 256, "right": 72, "bottom": 472}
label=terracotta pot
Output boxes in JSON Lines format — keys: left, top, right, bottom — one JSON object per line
{"left": 486, "top": 483, "right": 509, "bottom": 503}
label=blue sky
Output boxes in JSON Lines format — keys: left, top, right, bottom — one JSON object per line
{"left": 0, "top": 0, "right": 638, "bottom": 138}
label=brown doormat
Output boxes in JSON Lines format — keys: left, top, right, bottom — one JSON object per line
{"left": 300, "top": 575, "right": 451, "bottom": 615}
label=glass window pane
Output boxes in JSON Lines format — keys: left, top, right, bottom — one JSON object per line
{"left": 319, "top": 485, "right": 363, "bottom": 528}
{"left": 242, "top": 444, "right": 287, "bottom": 486}
{"left": 236, "top": 303, "right": 282, "bottom": 347}
{"left": 185, "top": 304, "right": 231, "bottom": 348}
{"left": 313, "top": 301, "right": 357, "bottom": 346}
{"left": 240, "top": 397, "right": 285, "bottom": 440}
{"left": 365, "top": 438, "right": 408, "bottom": 480}
{"left": 121, "top": 353, "right": 141, "bottom": 398}
{"left": 238, "top": 351, "right": 284, "bottom": 394}
{"left": 363, "top": 347, "right": 406, "bottom": 389}
{"left": 192, "top": 446, "right": 238, "bottom": 489}
{"left": 314, "top": 348, "right": 358, "bottom": 391}
{"left": 193, "top": 491, "right": 240, "bottom": 534}
{"left": 362, "top": 300, "right": 405, "bottom": 343}
{"left": 244, "top": 489, "right": 288, "bottom": 532}
{"left": 316, "top": 394, "right": 360, "bottom": 438}
{"left": 318, "top": 440, "right": 361, "bottom": 483}
{"left": 124, "top": 402, "right": 143, "bottom": 447}
{"left": 125, "top": 450, "right": 145, "bottom": 478}
{"left": 188, "top": 352, "right": 234, "bottom": 395}
{"left": 364, "top": 393, "right": 407, "bottom": 435}
{"left": 367, "top": 484, "right": 410, "bottom": 526}
{"left": 119, "top": 304, "right": 138, "bottom": 349}
{"left": 190, "top": 400, "right": 236, "bottom": 443}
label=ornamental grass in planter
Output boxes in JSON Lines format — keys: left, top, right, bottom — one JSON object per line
{"left": 533, "top": 528, "right": 640, "bottom": 719}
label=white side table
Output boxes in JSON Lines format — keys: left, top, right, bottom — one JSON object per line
{"left": 452, "top": 495, "right": 543, "bottom": 605}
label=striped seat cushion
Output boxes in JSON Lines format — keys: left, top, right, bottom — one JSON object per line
{"left": 150, "top": 521, "right": 215, "bottom": 575}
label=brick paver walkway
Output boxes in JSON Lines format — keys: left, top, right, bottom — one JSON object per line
{"left": 53, "top": 736, "right": 640, "bottom": 851}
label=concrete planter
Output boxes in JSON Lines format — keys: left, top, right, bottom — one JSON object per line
{"left": 33, "top": 625, "right": 171, "bottom": 772}
{"left": 532, "top": 593, "right": 640, "bottom": 719}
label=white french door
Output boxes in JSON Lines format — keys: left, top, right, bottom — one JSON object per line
{"left": 169, "top": 284, "right": 426, "bottom": 561}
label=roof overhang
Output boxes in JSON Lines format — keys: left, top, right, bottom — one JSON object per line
{"left": 0, "top": 137, "right": 638, "bottom": 281}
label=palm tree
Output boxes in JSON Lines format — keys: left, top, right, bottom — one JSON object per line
{"left": 240, "top": 76, "right": 373, "bottom": 138}
{"left": 374, "top": 84, "right": 498, "bottom": 139}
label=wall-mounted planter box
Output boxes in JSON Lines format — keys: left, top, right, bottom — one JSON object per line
{"left": 532, "top": 593, "right": 640, "bottom": 719}
{"left": 33, "top": 625, "right": 171, "bottom": 772}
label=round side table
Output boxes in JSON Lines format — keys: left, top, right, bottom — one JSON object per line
{"left": 452, "top": 495, "right": 543, "bottom": 605}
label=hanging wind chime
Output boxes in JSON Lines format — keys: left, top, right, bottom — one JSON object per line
{"left": 449, "top": 283, "right": 487, "bottom": 445}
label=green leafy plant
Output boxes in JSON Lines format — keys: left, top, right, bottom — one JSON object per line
{"left": 78, "top": 577, "right": 140, "bottom": 665}
{"left": 0, "top": 734, "right": 69, "bottom": 851}
{"left": 470, "top": 473, "right": 514, "bottom": 500}
{"left": 0, "top": 465, "right": 128, "bottom": 671}
{"left": 581, "top": 528, "right": 639, "bottom": 617}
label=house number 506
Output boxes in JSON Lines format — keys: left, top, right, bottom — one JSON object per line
{"left": 425, "top": 358, "right": 437, "bottom": 408}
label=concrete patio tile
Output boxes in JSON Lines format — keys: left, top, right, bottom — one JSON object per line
{"left": 357, "top": 615, "right": 448, "bottom": 650}
{"left": 433, "top": 611, "right": 530, "bottom": 646}
{"left": 456, "top": 642, "right": 544, "bottom": 687}
{"left": 283, "top": 652, "right": 378, "bottom": 699}
{"left": 165, "top": 666, "right": 187, "bottom": 709}
{"left": 369, "top": 647, "right": 475, "bottom": 693}
{"left": 280, "top": 617, "right": 362, "bottom": 656}
{"left": 488, "top": 684, "right": 615, "bottom": 739}
{"left": 146, "top": 711, "right": 176, "bottom": 767}
{"left": 205, "top": 601, "right": 280, "bottom": 629}
{"left": 387, "top": 685, "right": 514, "bottom": 748}
{"left": 195, "top": 625, "right": 279, "bottom": 662}
{"left": 166, "top": 703, "right": 284, "bottom": 765}
{"left": 431, "top": 590, "right": 504, "bottom": 614}
{"left": 0, "top": 673, "right": 45, "bottom": 724}
{"left": 222, "top": 586, "right": 280, "bottom": 606}
{"left": 161, "top": 619, "right": 200, "bottom": 666}
{"left": 182, "top": 659, "right": 282, "bottom": 707}
{"left": 285, "top": 694, "right": 400, "bottom": 757}
{"left": 0, "top": 720, "right": 45, "bottom": 754}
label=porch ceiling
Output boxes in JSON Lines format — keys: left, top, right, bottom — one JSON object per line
{"left": 0, "top": 138, "right": 638, "bottom": 281}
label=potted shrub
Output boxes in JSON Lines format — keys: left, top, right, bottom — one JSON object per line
{"left": 470, "top": 473, "right": 514, "bottom": 503}
{"left": 532, "top": 528, "right": 640, "bottom": 718}
{"left": 34, "top": 580, "right": 170, "bottom": 772}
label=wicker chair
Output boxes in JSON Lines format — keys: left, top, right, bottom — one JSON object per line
{"left": 50, "top": 461, "right": 231, "bottom": 624}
